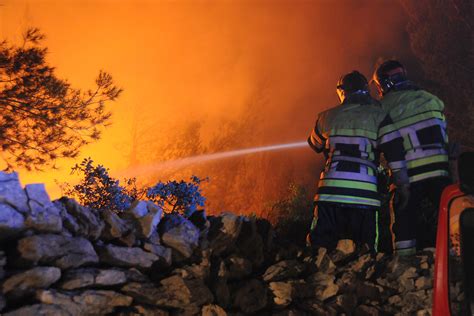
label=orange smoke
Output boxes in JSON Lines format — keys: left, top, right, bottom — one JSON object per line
{"left": 2, "top": 0, "right": 414, "bottom": 214}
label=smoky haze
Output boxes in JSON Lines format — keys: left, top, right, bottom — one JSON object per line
{"left": 3, "top": 0, "right": 415, "bottom": 216}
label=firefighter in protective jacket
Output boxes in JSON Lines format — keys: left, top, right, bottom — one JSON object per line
{"left": 307, "top": 71, "right": 409, "bottom": 252}
{"left": 373, "top": 60, "right": 451, "bottom": 255}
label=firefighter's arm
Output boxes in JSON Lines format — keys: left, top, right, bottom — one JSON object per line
{"left": 378, "top": 114, "right": 410, "bottom": 209}
{"left": 308, "top": 119, "right": 326, "bottom": 154}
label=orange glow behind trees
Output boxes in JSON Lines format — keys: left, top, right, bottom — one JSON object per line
{"left": 1, "top": 0, "right": 414, "bottom": 215}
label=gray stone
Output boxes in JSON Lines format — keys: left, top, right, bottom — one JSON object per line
{"left": 263, "top": 259, "right": 305, "bottom": 282}
{"left": 100, "top": 209, "right": 131, "bottom": 240}
{"left": 0, "top": 203, "right": 25, "bottom": 239}
{"left": 160, "top": 214, "right": 200, "bottom": 258}
{"left": 58, "top": 198, "right": 104, "bottom": 240}
{"left": 24, "top": 187, "right": 62, "bottom": 233}
{"left": 202, "top": 304, "right": 227, "bottom": 316}
{"left": 124, "top": 201, "right": 162, "bottom": 239}
{"left": 59, "top": 268, "right": 127, "bottom": 290}
{"left": 0, "top": 172, "right": 29, "bottom": 213}
{"left": 37, "top": 289, "right": 132, "bottom": 315}
{"left": 98, "top": 244, "right": 160, "bottom": 270}
{"left": 296, "top": 298, "right": 337, "bottom": 316}
{"left": 269, "top": 281, "right": 293, "bottom": 307}
{"left": 208, "top": 212, "right": 242, "bottom": 256}
{"left": 143, "top": 242, "right": 172, "bottom": 267}
{"left": 116, "top": 305, "right": 169, "bottom": 316}
{"left": 2, "top": 267, "right": 61, "bottom": 298}
{"left": 232, "top": 279, "right": 267, "bottom": 313}
{"left": 4, "top": 304, "right": 70, "bottom": 316}
{"left": 122, "top": 275, "right": 213, "bottom": 309}
{"left": 335, "top": 294, "right": 358, "bottom": 314}
{"left": 173, "top": 253, "right": 210, "bottom": 280}
{"left": 17, "top": 234, "right": 98, "bottom": 269}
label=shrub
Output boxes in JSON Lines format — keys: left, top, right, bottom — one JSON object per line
{"left": 63, "top": 158, "right": 206, "bottom": 215}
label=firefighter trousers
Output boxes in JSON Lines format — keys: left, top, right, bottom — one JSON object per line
{"left": 308, "top": 202, "right": 378, "bottom": 252}
{"left": 392, "top": 176, "right": 451, "bottom": 253}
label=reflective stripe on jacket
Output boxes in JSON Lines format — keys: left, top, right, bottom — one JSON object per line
{"left": 309, "top": 101, "right": 406, "bottom": 207}
{"left": 380, "top": 89, "right": 449, "bottom": 183}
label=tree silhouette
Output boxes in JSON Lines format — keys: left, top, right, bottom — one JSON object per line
{"left": 0, "top": 28, "right": 122, "bottom": 171}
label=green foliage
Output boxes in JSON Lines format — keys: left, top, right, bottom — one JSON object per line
{"left": 0, "top": 28, "right": 121, "bottom": 170}
{"left": 267, "top": 183, "right": 313, "bottom": 246}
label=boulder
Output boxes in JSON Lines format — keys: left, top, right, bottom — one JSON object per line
{"left": 263, "top": 259, "right": 305, "bottom": 282}
{"left": 269, "top": 281, "right": 293, "bottom": 307}
{"left": 222, "top": 255, "right": 252, "bottom": 280}
{"left": 0, "top": 172, "right": 28, "bottom": 213}
{"left": 57, "top": 198, "right": 104, "bottom": 240}
{"left": 116, "top": 305, "right": 169, "bottom": 316}
{"left": 208, "top": 212, "right": 242, "bottom": 256}
{"left": 2, "top": 267, "right": 61, "bottom": 298}
{"left": 124, "top": 201, "right": 162, "bottom": 239}
{"left": 36, "top": 289, "right": 132, "bottom": 315}
{"left": 313, "top": 247, "right": 336, "bottom": 273}
{"left": 98, "top": 244, "right": 160, "bottom": 270}
{"left": 232, "top": 279, "right": 267, "bottom": 313}
{"left": 0, "top": 203, "right": 25, "bottom": 239}
{"left": 59, "top": 268, "right": 127, "bottom": 290}
{"left": 17, "top": 234, "right": 98, "bottom": 269}
{"left": 160, "top": 214, "right": 200, "bottom": 258}
{"left": 307, "top": 272, "right": 339, "bottom": 301}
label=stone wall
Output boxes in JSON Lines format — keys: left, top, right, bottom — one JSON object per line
{"left": 0, "top": 172, "right": 435, "bottom": 315}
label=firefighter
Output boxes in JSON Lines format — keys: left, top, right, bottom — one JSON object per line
{"left": 307, "top": 71, "right": 409, "bottom": 252}
{"left": 373, "top": 60, "right": 451, "bottom": 255}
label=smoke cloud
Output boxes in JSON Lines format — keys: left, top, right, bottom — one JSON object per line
{"left": 2, "top": 0, "right": 415, "bottom": 215}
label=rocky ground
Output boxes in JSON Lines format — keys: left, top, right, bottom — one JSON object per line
{"left": 0, "top": 171, "right": 457, "bottom": 315}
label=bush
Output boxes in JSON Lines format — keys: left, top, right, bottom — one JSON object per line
{"left": 63, "top": 158, "right": 206, "bottom": 215}
{"left": 267, "top": 183, "right": 313, "bottom": 246}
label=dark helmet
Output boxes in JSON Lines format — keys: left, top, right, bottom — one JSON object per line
{"left": 372, "top": 60, "right": 408, "bottom": 96}
{"left": 336, "top": 71, "right": 369, "bottom": 104}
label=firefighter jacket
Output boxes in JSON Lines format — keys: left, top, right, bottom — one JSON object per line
{"left": 380, "top": 89, "right": 449, "bottom": 183}
{"left": 308, "top": 100, "right": 406, "bottom": 208}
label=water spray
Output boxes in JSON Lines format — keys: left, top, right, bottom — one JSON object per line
{"left": 118, "top": 140, "right": 308, "bottom": 177}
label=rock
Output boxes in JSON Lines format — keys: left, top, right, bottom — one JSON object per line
{"left": 263, "top": 259, "right": 305, "bottom": 282}
{"left": 122, "top": 275, "right": 213, "bottom": 309}
{"left": 415, "top": 276, "right": 433, "bottom": 290}
{"left": 24, "top": 185, "right": 62, "bottom": 233}
{"left": 222, "top": 255, "right": 252, "bottom": 280}
{"left": 356, "top": 282, "right": 383, "bottom": 301}
{"left": 297, "top": 298, "right": 337, "bottom": 316}
{"left": 17, "top": 234, "right": 98, "bottom": 269}
{"left": 314, "top": 247, "right": 336, "bottom": 273}
{"left": 59, "top": 268, "right": 127, "bottom": 290}
{"left": 58, "top": 198, "right": 104, "bottom": 240}
{"left": 337, "top": 239, "right": 356, "bottom": 255}
{"left": 234, "top": 217, "right": 265, "bottom": 267}
{"left": 347, "top": 253, "right": 372, "bottom": 273}
{"left": 100, "top": 209, "right": 131, "bottom": 240}
{"left": 202, "top": 304, "right": 227, "bottom": 316}
{"left": 54, "top": 200, "right": 81, "bottom": 235}
{"left": 0, "top": 172, "right": 29, "bottom": 213}
{"left": 189, "top": 210, "right": 209, "bottom": 231}
{"left": 98, "top": 244, "right": 160, "bottom": 270}
{"left": 269, "top": 281, "right": 292, "bottom": 307}
{"left": 160, "top": 214, "right": 200, "bottom": 258}
{"left": 208, "top": 212, "right": 242, "bottom": 256}
{"left": 232, "top": 279, "right": 267, "bottom": 313}
{"left": 4, "top": 304, "right": 70, "bottom": 316}
{"left": 0, "top": 203, "right": 25, "bottom": 239}
{"left": 2, "top": 267, "right": 61, "bottom": 298}
{"left": 37, "top": 289, "right": 132, "bottom": 315}
{"left": 124, "top": 268, "right": 150, "bottom": 283}
{"left": 173, "top": 253, "right": 210, "bottom": 280}
{"left": 334, "top": 294, "right": 358, "bottom": 314}
{"left": 117, "top": 305, "right": 169, "bottom": 316}
{"left": 355, "top": 305, "right": 380, "bottom": 316}
{"left": 124, "top": 201, "right": 162, "bottom": 239}
{"left": 143, "top": 242, "right": 172, "bottom": 267}
{"left": 307, "top": 272, "right": 339, "bottom": 300}
{"left": 211, "top": 277, "right": 230, "bottom": 308}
